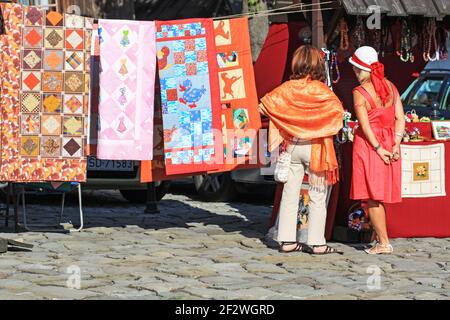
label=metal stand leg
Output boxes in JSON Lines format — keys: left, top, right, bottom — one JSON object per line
{"left": 4, "top": 183, "right": 11, "bottom": 228}
{"left": 59, "top": 193, "right": 65, "bottom": 224}
{"left": 144, "top": 182, "right": 159, "bottom": 214}
{"left": 20, "top": 186, "right": 70, "bottom": 233}
{"left": 70, "top": 184, "right": 84, "bottom": 232}
{"left": 13, "top": 184, "right": 19, "bottom": 233}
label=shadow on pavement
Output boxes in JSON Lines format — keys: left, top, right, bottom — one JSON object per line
{"left": 0, "top": 185, "right": 273, "bottom": 241}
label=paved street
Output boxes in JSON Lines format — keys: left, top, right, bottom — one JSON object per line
{"left": 1, "top": 185, "right": 449, "bottom": 300}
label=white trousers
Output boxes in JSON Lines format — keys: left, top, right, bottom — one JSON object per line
{"left": 276, "top": 142, "right": 328, "bottom": 246}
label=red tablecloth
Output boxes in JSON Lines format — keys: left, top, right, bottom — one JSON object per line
{"left": 335, "top": 139, "right": 450, "bottom": 238}
{"left": 271, "top": 123, "right": 450, "bottom": 239}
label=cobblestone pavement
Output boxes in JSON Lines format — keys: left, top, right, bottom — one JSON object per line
{"left": 1, "top": 186, "right": 449, "bottom": 300}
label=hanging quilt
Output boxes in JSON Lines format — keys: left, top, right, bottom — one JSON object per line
{"left": 140, "top": 83, "right": 197, "bottom": 182}
{"left": 213, "top": 17, "right": 262, "bottom": 172}
{"left": 156, "top": 18, "right": 223, "bottom": 175}
{"left": 96, "top": 19, "right": 156, "bottom": 161}
{"left": 401, "top": 143, "right": 446, "bottom": 198}
{"left": 86, "top": 22, "right": 100, "bottom": 156}
{"left": 0, "top": 4, "right": 91, "bottom": 182}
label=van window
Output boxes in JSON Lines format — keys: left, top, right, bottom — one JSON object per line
{"left": 443, "top": 84, "right": 450, "bottom": 111}
{"left": 408, "top": 78, "right": 444, "bottom": 108}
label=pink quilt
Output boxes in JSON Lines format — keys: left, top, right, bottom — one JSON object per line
{"left": 97, "top": 19, "right": 156, "bottom": 160}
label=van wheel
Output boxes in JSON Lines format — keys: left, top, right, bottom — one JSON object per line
{"left": 193, "top": 173, "right": 237, "bottom": 202}
{"left": 120, "top": 181, "right": 171, "bottom": 203}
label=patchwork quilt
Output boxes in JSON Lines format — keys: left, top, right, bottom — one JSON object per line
{"left": 0, "top": 4, "right": 91, "bottom": 182}
{"left": 96, "top": 19, "right": 156, "bottom": 160}
{"left": 86, "top": 22, "right": 100, "bottom": 156}
{"left": 156, "top": 18, "right": 223, "bottom": 175}
{"left": 213, "top": 17, "right": 262, "bottom": 172}
{"left": 140, "top": 17, "right": 264, "bottom": 182}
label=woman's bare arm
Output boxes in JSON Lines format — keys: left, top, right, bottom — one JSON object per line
{"left": 393, "top": 90, "right": 406, "bottom": 146}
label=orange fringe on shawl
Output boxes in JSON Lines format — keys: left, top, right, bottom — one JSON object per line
{"left": 260, "top": 78, "right": 344, "bottom": 186}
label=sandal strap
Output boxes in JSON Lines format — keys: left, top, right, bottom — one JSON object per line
{"left": 367, "top": 243, "right": 393, "bottom": 254}
{"left": 304, "top": 244, "right": 343, "bottom": 255}
{"left": 279, "top": 242, "right": 303, "bottom": 253}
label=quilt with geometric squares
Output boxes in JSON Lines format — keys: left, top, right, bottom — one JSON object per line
{"left": 156, "top": 18, "right": 223, "bottom": 175}
{"left": 0, "top": 4, "right": 91, "bottom": 182}
{"left": 401, "top": 143, "right": 446, "bottom": 198}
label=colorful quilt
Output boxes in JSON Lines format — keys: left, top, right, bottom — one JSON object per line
{"left": 96, "top": 19, "right": 156, "bottom": 160}
{"left": 86, "top": 22, "right": 100, "bottom": 156}
{"left": 401, "top": 143, "right": 446, "bottom": 198}
{"left": 156, "top": 19, "right": 223, "bottom": 175}
{"left": 140, "top": 83, "right": 195, "bottom": 182}
{"left": 213, "top": 17, "right": 262, "bottom": 172}
{"left": 0, "top": 4, "right": 91, "bottom": 182}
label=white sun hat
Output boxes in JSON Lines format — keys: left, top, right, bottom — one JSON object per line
{"left": 349, "top": 46, "right": 379, "bottom": 72}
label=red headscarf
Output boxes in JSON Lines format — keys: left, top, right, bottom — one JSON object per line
{"left": 351, "top": 54, "right": 391, "bottom": 104}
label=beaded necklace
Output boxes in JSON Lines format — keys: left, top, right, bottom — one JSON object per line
{"left": 352, "top": 16, "right": 366, "bottom": 49}
{"left": 423, "top": 19, "right": 439, "bottom": 62}
{"left": 398, "top": 19, "right": 414, "bottom": 63}
{"left": 437, "top": 26, "right": 448, "bottom": 61}
{"left": 331, "top": 51, "right": 340, "bottom": 84}
{"left": 392, "top": 20, "right": 402, "bottom": 55}
{"left": 381, "top": 23, "right": 392, "bottom": 58}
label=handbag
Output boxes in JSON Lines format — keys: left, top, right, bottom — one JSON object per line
{"left": 274, "top": 143, "right": 296, "bottom": 183}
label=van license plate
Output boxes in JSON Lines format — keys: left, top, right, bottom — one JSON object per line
{"left": 87, "top": 157, "right": 134, "bottom": 172}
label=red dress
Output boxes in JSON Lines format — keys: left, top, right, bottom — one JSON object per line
{"left": 350, "top": 85, "right": 402, "bottom": 204}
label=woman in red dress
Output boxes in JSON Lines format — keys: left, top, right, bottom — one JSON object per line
{"left": 349, "top": 46, "right": 405, "bottom": 255}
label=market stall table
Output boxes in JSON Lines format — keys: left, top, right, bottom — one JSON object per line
{"left": 334, "top": 122, "right": 450, "bottom": 238}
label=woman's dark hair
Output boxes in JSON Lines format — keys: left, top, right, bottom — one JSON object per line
{"left": 290, "top": 45, "right": 326, "bottom": 82}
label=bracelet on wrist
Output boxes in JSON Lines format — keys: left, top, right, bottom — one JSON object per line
{"left": 374, "top": 144, "right": 381, "bottom": 151}
{"left": 395, "top": 131, "right": 404, "bottom": 138}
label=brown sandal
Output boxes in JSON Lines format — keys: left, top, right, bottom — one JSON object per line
{"left": 303, "top": 244, "right": 344, "bottom": 255}
{"left": 278, "top": 242, "right": 304, "bottom": 253}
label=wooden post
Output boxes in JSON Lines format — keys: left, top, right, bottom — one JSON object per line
{"left": 312, "top": 0, "right": 325, "bottom": 48}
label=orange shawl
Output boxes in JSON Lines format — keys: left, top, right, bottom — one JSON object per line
{"left": 260, "top": 78, "right": 344, "bottom": 186}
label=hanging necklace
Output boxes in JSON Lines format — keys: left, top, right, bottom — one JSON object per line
{"left": 370, "top": 28, "right": 382, "bottom": 54}
{"left": 437, "top": 26, "right": 448, "bottom": 61}
{"left": 423, "top": 20, "right": 429, "bottom": 61}
{"left": 424, "top": 19, "right": 439, "bottom": 62}
{"left": 399, "top": 19, "right": 414, "bottom": 63}
{"left": 381, "top": 23, "right": 392, "bottom": 58}
{"left": 352, "top": 16, "right": 366, "bottom": 49}
{"left": 339, "top": 18, "right": 349, "bottom": 51}
{"left": 331, "top": 51, "right": 340, "bottom": 84}
{"left": 392, "top": 20, "right": 402, "bottom": 56}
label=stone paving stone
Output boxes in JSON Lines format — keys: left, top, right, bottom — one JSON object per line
{"left": 1, "top": 190, "right": 449, "bottom": 299}
{"left": 310, "top": 294, "right": 359, "bottom": 300}
{"left": 21, "top": 285, "right": 100, "bottom": 300}
{"left": 0, "top": 279, "right": 33, "bottom": 291}
{"left": 244, "top": 263, "right": 288, "bottom": 274}
{"left": 16, "top": 263, "right": 59, "bottom": 276}
{"left": 269, "top": 284, "right": 328, "bottom": 299}
{"left": 412, "top": 292, "right": 449, "bottom": 300}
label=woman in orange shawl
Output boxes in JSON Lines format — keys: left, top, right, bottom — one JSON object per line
{"left": 260, "top": 45, "right": 344, "bottom": 254}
